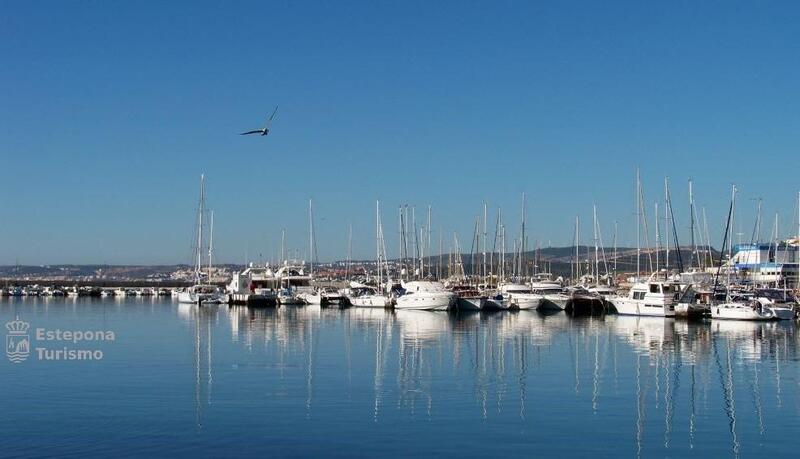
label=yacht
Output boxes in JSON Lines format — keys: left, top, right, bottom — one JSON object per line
{"left": 177, "top": 284, "right": 225, "bottom": 305}
{"left": 395, "top": 280, "right": 456, "bottom": 311}
{"left": 498, "top": 282, "right": 542, "bottom": 310}
{"left": 711, "top": 300, "right": 776, "bottom": 321}
{"left": 277, "top": 287, "right": 305, "bottom": 305}
{"left": 753, "top": 289, "right": 797, "bottom": 320}
{"left": 347, "top": 285, "right": 392, "bottom": 308}
{"left": 227, "top": 263, "right": 279, "bottom": 305}
{"left": 447, "top": 284, "right": 487, "bottom": 311}
{"left": 674, "top": 284, "right": 713, "bottom": 318}
{"left": 610, "top": 273, "right": 679, "bottom": 317}
{"left": 530, "top": 279, "right": 570, "bottom": 311}
{"left": 302, "top": 286, "right": 347, "bottom": 306}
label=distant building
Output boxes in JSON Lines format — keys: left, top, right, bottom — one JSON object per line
{"left": 729, "top": 242, "right": 799, "bottom": 285}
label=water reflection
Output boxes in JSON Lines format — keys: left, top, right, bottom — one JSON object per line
{"left": 6, "top": 297, "right": 796, "bottom": 456}
{"left": 214, "top": 303, "right": 799, "bottom": 456}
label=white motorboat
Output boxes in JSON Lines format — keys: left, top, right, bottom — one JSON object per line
{"left": 447, "top": 285, "right": 487, "bottom": 311}
{"left": 483, "top": 293, "right": 511, "bottom": 310}
{"left": 530, "top": 282, "right": 569, "bottom": 310}
{"left": 610, "top": 273, "right": 678, "bottom": 317}
{"left": 277, "top": 288, "right": 305, "bottom": 305}
{"left": 302, "top": 286, "right": 347, "bottom": 306}
{"left": 395, "top": 280, "right": 456, "bottom": 311}
{"left": 177, "top": 284, "right": 225, "bottom": 304}
{"left": 711, "top": 300, "right": 775, "bottom": 321}
{"left": 498, "top": 283, "right": 542, "bottom": 310}
{"left": 753, "top": 290, "right": 797, "bottom": 320}
{"left": 347, "top": 286, "right": 392, "bottom": 308}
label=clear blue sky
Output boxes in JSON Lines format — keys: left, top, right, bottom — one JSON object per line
{"left": 2, "top": 1, "right": 799, "bottom": 265}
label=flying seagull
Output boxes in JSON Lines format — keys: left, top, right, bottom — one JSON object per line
{"left": 240, "top": 106, "right": 278, "bottom": 136}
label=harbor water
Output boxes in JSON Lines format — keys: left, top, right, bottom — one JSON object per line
{"left": 1, "top": 297, "right": 798, "bottom": 457}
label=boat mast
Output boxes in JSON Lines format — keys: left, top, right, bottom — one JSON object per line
{"left": 689, "top": 179, "right": 696, "bottom": 269}
{"left": 308, "top": 199, "right": 315, "bottom": 278}
{"left": 346, "top": 222, "right": 353, "bottom": 283}
{"left": 574, "top": 216, "right": 580, "bottom": 283}
{"left": 196, "top": 174, "right": 205, "bottom": 285}
{"left": 613, "top": 220, "right": 618, "bottom": 276}
{"left": 280, "top": 228, "right": 286, "bottom": 266}
{"left": 664, "top": 177, "right": 670, "bottom": 272}
{"left": 438, "top": 226, "right": 443, "bottom": 281}
{"left": 482, "top": 202, "right": 488, "bottom": 283}
{"left": 636, "top": 169, "right": 641, "bottom": 280}
{"left": 593, "top": 204, "right": 599, "bottom": 285}
{"left": 208, "top": 210, "right": 214, "bottom": 279}
{"left": 426, "top": 206, "right": 432, "bottom": 279}
{"left": 501, "top": 224, "right": 506, "bottom": 282}
{"left": 375, "top": 201, "right": 381, "bottom": 290}
{"left": 520, "top": 193, "right": 526, "bottom": 279}
{"left": 655, "top": 202, "right": 660, "bottom": 272}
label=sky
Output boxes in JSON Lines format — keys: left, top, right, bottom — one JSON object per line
{"left": 1, "top": 1, "right": 799, "bottom": 265}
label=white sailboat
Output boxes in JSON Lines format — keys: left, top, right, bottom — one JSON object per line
{"left": 348, "top": 201, "right": 393, "bottom": 308}
{"left": 711, "top": 301, "right": 775, "bottom": 320}
{"left": 178, "top": 174, "right": 224, "bottom": 305}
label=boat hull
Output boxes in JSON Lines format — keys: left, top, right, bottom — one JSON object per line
{"left": 540, "top": 294, "right": 569, "bottom": 311}
{"left": 769, "top": 306, "right": 796, "bottom": 320}
{"left": 508, "top": 293, "right": 543, "bottom": 310}
{"left": 612, "top": 298, "right": 675, "bottom": 317}
{"left": 395, "top": 294, "right": 455, "bottom": 311}
{"left": 349, "top": 295, "right": 391, "bottom": 308}
{"left": 457, "top": 297, "right": 486, "bottom": 311}
{"left": 711, "top": 304, "right": 775, "bottom": 321}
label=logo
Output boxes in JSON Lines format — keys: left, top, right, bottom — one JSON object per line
{"left": 6, "top": 316, "right": 31, "bottom": 363}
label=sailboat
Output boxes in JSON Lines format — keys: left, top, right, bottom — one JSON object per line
{"left": 348, "top": 201, "right": 393, "bottom": 308}
{"left": 178, "top": 174, "right": 225, "bottom": 305}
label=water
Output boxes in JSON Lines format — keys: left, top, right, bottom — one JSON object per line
{"left": 1, "top": 298, "right": 798, "bottom": 458}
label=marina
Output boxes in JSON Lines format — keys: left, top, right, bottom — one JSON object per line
{"left": 5, "top": 1, "right": 800, "bottom": 457}
{"left": 2, "top": 296, "right": 799, "bottom": 457}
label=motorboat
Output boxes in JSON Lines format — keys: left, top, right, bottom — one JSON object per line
{"left": 609, "top": 273, "right": 679, "bottom": 317}
{"left": 227, "top": 264, "right": 279, "bottom": 305}
{"left": 347, "top": 286, "right": 392, "bottom": 308}
{"left": 277, "top": 288, "right": 306, "bottom": 306}
{"left": 530, "top": 282, "right": 570, "bottom": 311}
{"left": 753, "top": 289, "right": 797, "bottom": 320}
{"left": 674, "top": 284, "right": 712, "bottom": 318}
{"left": 395, "top": 280, "right": 456, "bottom": 311}
{"left": 302, "top": 286, "right": 347, "bottom": 306}
{"left": 498, "top": 283, "right": 542, "bottom": 310}
{"left": 447, "top": 285, "right": 487, "bottom": 311}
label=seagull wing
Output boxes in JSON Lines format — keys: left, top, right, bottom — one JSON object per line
{"left": 266, "top": 105, "right": 279, "bottom": 126}
{"left": 240, "top": 130, "right": 263, "bottom": 135}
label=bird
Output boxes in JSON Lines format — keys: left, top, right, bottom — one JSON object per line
{"left": 240, "top": 106, "right": 278, "bottom": 136}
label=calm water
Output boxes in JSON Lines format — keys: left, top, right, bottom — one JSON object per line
{"left": 1, "top": 298, "right": 798, "bottom": 458}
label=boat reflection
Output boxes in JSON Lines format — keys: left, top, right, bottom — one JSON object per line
{"left": 207, "top": 305, "right": 798, "bottom": 454}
